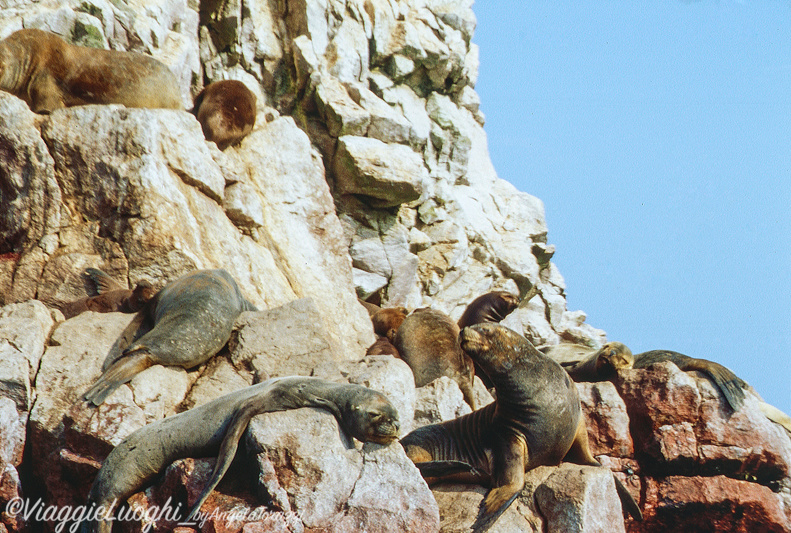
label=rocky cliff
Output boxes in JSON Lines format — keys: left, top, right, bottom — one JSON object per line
{"left": 0, "top": 1, "right": 789, "bottom": 532}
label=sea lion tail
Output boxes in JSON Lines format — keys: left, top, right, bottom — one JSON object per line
{"left": 613, "top": 474, "right": 643, "bottom": 521}
{"left": 83, "top": 350, "right": 153, "bottom": 406}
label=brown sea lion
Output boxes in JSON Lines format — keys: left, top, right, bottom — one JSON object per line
{"left": 400, "top": 323, "right": 642, "bottom": 531}
{"left": 191, "top": 80, "right": 256, "bottom": 150}
{"left": 371, "top": 306, "right": 408, "bottom": 342}
{"left": 358, "top": 298, "right": 382, "bottom": 317}
{"left": 457, "top": 290, "right": 520, "bottom": 388}
{"left": 632, "top": 350, "right": 746, "bottom": 411}
{"left": 366, "top": 336, "right": 400, "bottom": 357}
{"left": 0, "top": 29, "right": 182, "bottom": 113}
{"left": 58, "top": 268, "right": 156, "bottom": 319}
{"left": 558, "top": 341, "right": 634, "bottom": 382}
{"left": 80, "top": 376, "right": 400, "bottom": 533}
{"left": 394, "top": 308, "right": 476, "bottom": 410}
{"left": 83, "top": 269, "right": 257, "bottom": 406}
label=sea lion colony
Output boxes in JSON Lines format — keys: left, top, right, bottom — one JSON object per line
{"left": 6, "top": 27, "right": 785, "bottom": 533}
{"left": 0, "top": 29, "right": 256, "bottom": 149}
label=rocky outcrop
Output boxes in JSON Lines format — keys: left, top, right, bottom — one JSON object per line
{"left": 1, "top": 1, "right": 789, "bottom": 532}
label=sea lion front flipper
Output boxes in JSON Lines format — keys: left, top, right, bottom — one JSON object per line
{"left": 84, "top": 268, "right": 123, "bottom": 295}
{"left": 83, "top": 350, "right": 153, "bottom": 406}
{"left": 186, "top": 397, "right": 261, "bottom": 520}
{"left": 472, "top": 435, "right": 526, "bottom": 532}
{"left": 612, "top": 475, "right": 643, "bottom": 521}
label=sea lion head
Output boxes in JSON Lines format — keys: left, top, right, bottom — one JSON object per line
{"left": 340, "top": 387, "right": 400, "bottom": 445}
{"left": 484, "top": 290, "right": 520, "bottom": 321}
{"left": 594, "top": 341, "right": 634, "bottom": 378}
{"left": 459, "top": 322, "right": 528, "bottom": 378}
{"left": 371, "top": 307, "right": 408, "bottom": 342}
{"left": 130, "top": 280, "right": 157, "bottom": 308}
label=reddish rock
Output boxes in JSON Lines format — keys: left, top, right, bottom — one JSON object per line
{"left": 616, "top": 362, "right": 791, "bottom": 486}
{"left": 630, "top": 475, "right": 791, "bottom": 533}
{"left": 577, "top": 382, "right": 634, "bottom": 458}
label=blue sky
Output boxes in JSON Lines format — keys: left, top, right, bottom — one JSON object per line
{"left": 472, "top": 2, "right": 790, "bottom": 415}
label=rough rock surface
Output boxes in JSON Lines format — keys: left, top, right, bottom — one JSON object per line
{"left": 0, "top": 1, "right": 789, "bottom": 532}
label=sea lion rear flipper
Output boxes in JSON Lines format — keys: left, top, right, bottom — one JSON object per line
{"left": 416, "top": 460, "right": 481, "bottom": 478}
{"left": 186, "top": 397, "right": 260, "bottom": 521}
{"left": 83, "top": 350, "right": 153, "bottom": 406}
{"left": 686, "top": 358, "right": 746, "bottom": 411}
{"left": 84, "top": 268, "right": 123, "bottom": 295}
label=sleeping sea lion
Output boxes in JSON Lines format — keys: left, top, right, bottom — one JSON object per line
{"left": 457, "top": 290, "right": 520, "bottom": 388}
{"left": 366, "top": 336, "right": 400, "bottom": 357}
{"left": 394, "top": 308, "right": 476, "bottom": 410}
{"left": 558, "top": 341, "right": 634, "bottom": 382}
{"left": 58, "top": 268, "right": 156, "bottom": 319}
{"left": 371, "top": 306, "right": 408, "bottom": 342}
{"left": 191, "top": 80, "right": 256, "bottom": 150}
{"left": 80, "top": 377, "right": 400, "bottom": 533}
{"left": 400, "top": 323, "right": 642, "bottom": 531}
{"left": 0, "top": 29, "right": 182, "bottom": 113}
{"left": 632, "top": 350, "right": 746, "bottom": 411}
{"left": 83, "top": 269, "right": 257, "bottom": 406}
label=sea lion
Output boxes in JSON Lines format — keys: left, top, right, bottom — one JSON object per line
{"left": 191, "top": 80, "right": 256, "bottom": 150}
{"left": 400, "top": 323, "right": 642, "bottom": 531}
{"left": 0, "top": 29, "right": 182, "bottom": 113}
{"left": 558, "top": 342, "right": 634, "bottom": 382}
{"left": 371, "top": 306, "right": 408, "bottom": 342}
{"left": 80, "top": 376, "right": 400, "bottom": 533}
{"left": 58, "top": 268, "right": 156, "bottom": 319}
{"left": 394, "top": 308, "right": 476, "bottom": 410}
{"left": 83, "top": 269, "right": 257, "bottom": 406}
{"left": 456, "top": 290, "right": 520, "bottom": 330}
{"left": 457, "top": 290, "right": 520, "bottom": 388}
{"left": 358, "top": 298, "right": 382, "bottom": 317}
{"left": 366, "top": 336, "right": 400, "bottom": 357}
{"left": 632, "top": 350, "right": 746, "bottom": 411}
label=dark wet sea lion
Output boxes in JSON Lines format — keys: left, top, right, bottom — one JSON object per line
{"left": 400, "top": 323, "right": 642, "bottom": 531}
{"left": 58, "top": 268, "right": 156, "bottom": 319}
{"left": 632, "top": 350, "right": 746, "bottom": 410}
{"left": 191, "top": 80, "right": 256, "bottom": 150}
{"left": 80, "top": 376, "right": 400, "bottom": 533}
{"left": 366, "top": 336, "right": 400, "bottom": 357}
{"left": 0, "top": 29, "right": 182, "bottom": 113}
{"left": 457, "top": 290, "right": 520, "bottom": 389}
{"left": 83, "top": 269, "right": 257, "bottom": 406}
{"left": 371, "top": 306, "right": 408, "bottom": 342}
{"left": 559, "top": 341, "right": 634, "bottom": 382}
{"left": 394, "top": 308, "right": 476, "bottom": 410}
{"left": 457, "top": 290, "right": 519, "bottom": 330}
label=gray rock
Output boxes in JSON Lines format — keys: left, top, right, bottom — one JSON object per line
{"left": 535, "top": 464, "right": 627, "bottom": 533}
{"left": 228, "top": 299, "right": 346, "bottom": 382}
{"left": 333, "top": 135, "right": 427, "bottom": 207}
